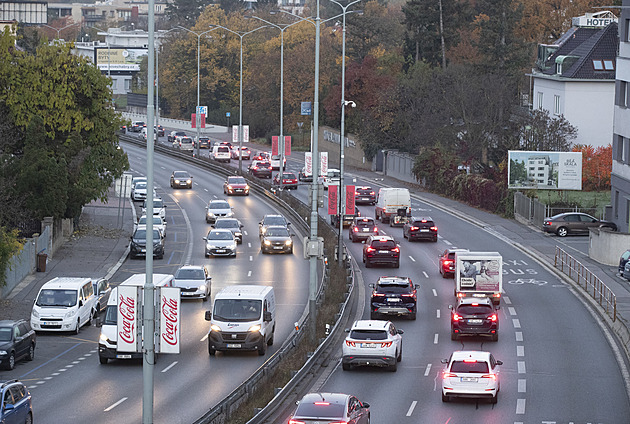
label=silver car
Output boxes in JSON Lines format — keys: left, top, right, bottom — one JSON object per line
{"left": 137, "top": 215, "right": 167, "bottom": 238}
{"left": 173, "top": 265, "right": 211, "bottom": 301}
{"left": 203, "top": 229, "right": 237, "bottom": 257}
{"left": 213, "top": 218, "right": 243, "bottom": 244}
{"left": 205, "top": 200, "right": 233, "bottom": 224}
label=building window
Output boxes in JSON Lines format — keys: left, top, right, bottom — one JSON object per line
{"left": 554, "top": 95, "right": 561, "bottom": 115}
{"left": 593, "top": 60, "right": 604, "bottom": 70}
{"left": 615, "top": 190, "right": 619, "bottom": 219}
{"left": 604, "top": 60, "right": 615, "bottom": 71}
{"left": 625, "top": 137, "right": 630, "bottom": 164}
{"left": 537, "top": 92, "right": 543, "bottom": 110}
{"left": 626, "top": 19, "right": 630, "bottom": 42}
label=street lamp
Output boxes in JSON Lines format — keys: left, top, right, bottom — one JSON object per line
{"left": 41, "top": 22, "right": 79, "bottom": 40}
{"left": 177, "top": 25, "right": 221, "bottom": 157}
{"left": 208, "top": 24, "right": 269, "bottom": 173}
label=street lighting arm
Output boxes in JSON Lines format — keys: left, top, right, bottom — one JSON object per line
{"left": 41, "top": 22, "right": 79, "bottom": 39}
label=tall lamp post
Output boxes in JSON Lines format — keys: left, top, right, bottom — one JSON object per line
{"left": 208, "top": 24, "right": 268, "bottom": 173}
{"left": 41, "top": 23, "right": 79, "bottom": 40}
{"left": 177, "top": 26, "right": 220, "bottom": 157}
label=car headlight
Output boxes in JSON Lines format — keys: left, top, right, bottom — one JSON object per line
{"left": 199, "top": 284, "right": 206, "bottom": 291}
{"left": 264, "top": 240, "right": 271, "bottom": 246}
{"left": 245, "top": 185, "right": 250, "bottom": 190}
{"left": 99, "top": 333, "right": 109, "bottom": 342}
{"left": 153, "top": 242, "right": 161, "bottom": 247}
{"left": 210, "top": 324, "right": 221, "bottom": 332}
{"left": 174, "top": 179, "right": 180, "bottom": 184}
{"left": 32, "top": 310, "right": 39, "bottom": 318}
{"left": 0, "top": 350, "right": 7, "bottom": 355}
{"left": 186, "top": 179, "right": 192, "bottom": 184}
{"left": 207, "top": 212, "right": 215, "bottom": 217}
{"left": 248, "top": 324, "right": 261, "bottom": 333}
{"left": 285, "top": 240, "right": 292, "bottom": 246}
{"left": 235, "top": 232, "right": 242, "bottom": 237}
{"left": 65, "top": 309, "right": 77, "bottom": 319}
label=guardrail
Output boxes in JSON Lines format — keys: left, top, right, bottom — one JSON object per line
{"left": 554, "top": 246, "right": 617, "bottom": 321}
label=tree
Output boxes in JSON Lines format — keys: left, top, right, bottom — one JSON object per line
{"left": 573, "top": 144, "right": 612, "bottom": 191}
{"left": 517, "top": 109, "right": 577, "bottom": 152}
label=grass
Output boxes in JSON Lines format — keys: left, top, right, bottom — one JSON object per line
{"left": 524, "top": 190, "right": 611, "bottom": 217}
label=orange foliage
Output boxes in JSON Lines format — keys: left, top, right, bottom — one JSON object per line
{"left": 572, "top": 144, "right": 612, "bottom": 191}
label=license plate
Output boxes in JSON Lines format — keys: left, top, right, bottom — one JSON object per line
{"left": 468, "top": 319, "right": 483, "bottom": 324}
{"left": 274, "top": 246, "right": 283, "bottom": 249}
{"left": 140, "top": 249, "right": 146, "bottom": 253}
{"left": 117, "top": 354, "right": 132, "bottom": 359}
{"left": 420, "top": 229, "right": 430, "bottom": 232}
{"left": 42, "top": 321, "right": 55, "bottom": 326}
{"left": 361, "top": 197, "right": 370, "bottom": 201}
{"left": 215, "top": 249, "right": 226, "bottom": 253}
{"left": 461, "top": 377, "right": 478, "bottom": 382}
{"left": 472, "top": 293, "right": 485, "bottom": 298}
{"left": 388, "top": 298, "right": 401, "bottom": 302}
{"left": 379, "top": 250, "right": 390, "bottom": 253}
{"left": 362, "top": 228, "right": 370, "bottom": 232}
{"left": 182, "top": 292, "right": 194, "bottom": 296}
{"left": 361, "top": 343, "right": 377, "bottom": 348}
{"left": 227, "top": 343, "right": 241, "bottom": 348}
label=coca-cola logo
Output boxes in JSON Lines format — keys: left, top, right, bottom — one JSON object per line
{"left": 118, "top": 294, "right": 136, "bottom": 345}
{"left": 161, "top": 296, "right": 179, "bottom": 346}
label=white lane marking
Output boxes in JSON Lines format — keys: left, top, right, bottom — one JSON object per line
{"left": 515, "top": 332, "right": 523, "bottom": 342}
{"left": 104, "top": 397, "right": 128, "bottom": 412}
{"left": 84, "top": 353, "right": 92, "bottom": 357}
{"left": 243, "top": 230, "right": 248, "bottom": 236}
{"left": 200, "top": 334, "right": 208, "bottom": 342}
{"left": 443, "top": 239, "right": 452, "bottom": 246}
{"left": 44, "top": 377, "right": 53, "bottom": 380}
{"left": 518, "top": 379, "right": 526, "bottom": 392}
{"left": 51, "top": 373, "right": 59, "bottom": 376}
{"left": 432, "top": 289, "right": 437, "bottom": 297}
{"left": 66, "top": 365, "right": 74, "bottom": 368}
{"left": 248, "top": 270, "right": 252, "bottom": 277}
{"left": 517, "top": 346, "right": 524, "bottom": 357}
{"left": 204, "top": 188, "right": 208, "bottom": 192}
{"left": 78, "top": 357, "right": 85, "bottom": 360}
{"left": 433, "top": 333, "right": 439, "bottom": 344}
{"left": 516, "top": 398, "right": 526, "bottom": 414}
{"left": 436, "top": 309, "right": 440, "bottom": 319}
{"left": 406, "top": 401, "right": 417, "bottom": 417}
{"left": 36, "top": 381, "right": 45, "bottom": 384}
{"left": 249, "top": 255, "right": 253, "bottom": 261}
{"left": 503, "top": 296, "right": 512, "bottom": 305}
{"left": 512, "top": 318, "right": 521, "bottom": 328}
{"left": 161, "top": 361, "right": 178, "bottom": 373}
{"left": 422, "top": 271, "right": 429, "bottom": 278}
{"left": 508, "top": 307, "right": 517, "bottom": 316}
{"left": 409, "top": 256, "right": 416, "bottom": 262}
{"left": 517, "top": 361, "right": 526, "bottom": 374}
{"left": 248, "top": 242, "right": 252, "bottom": 248}
{"left": 424, "top": 363, "right": 432, "bottom": 377}
{"left": 72, "top": 361, "right": 80, "bottom": 364}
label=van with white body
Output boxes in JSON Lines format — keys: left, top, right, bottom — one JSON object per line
{"left": 212, "top": 145, "right": 231, "bottom": 163}
{"left": 204, "top": 285, "right": 275, "bottom": 356}
{"left": 375, "top": 188, "right": 411, "bottom": 225}
{"left": 455, "top": 251, "right": 503, "bottom": 305}
{"left": 98, "top": 273, "right": 174, "bottom": 364}
{"left": 31, "top": 277, "right": 98, "bottom": 334}
{"left": 322, "top": 168, "right": 341, "bottom": 190}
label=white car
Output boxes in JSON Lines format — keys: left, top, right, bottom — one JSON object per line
{"left": 342, "top": 320, "right": 403, "bottom": 372}
{"left": 136, "top": 215, "right": 167, "bottom": 238}
{"left": 203, "top": 229, "right": 237, "bottom": 257}
{"left": 269, "top": 154, "right": 286, "bottom": 170}
{"left": 142, "top": 198, "right": 166, "bottom": 220}
{"left": 441, "top": 350, "right": 502, "bottom": 403}
{"left": 173, "top": 265, "right": 211, "bottom": 301}
{"left": 322, "top": 168, "right": 341, "bottom": 190}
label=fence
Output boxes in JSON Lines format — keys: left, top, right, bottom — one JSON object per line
{"left": 554, "top": 246, "right": 617, "bottom": 321}
{"left": 1, "top": 226, "right": 50, "bottom": 299}
{"left": 513, "top": 192, "right": 600, "bottom": 228}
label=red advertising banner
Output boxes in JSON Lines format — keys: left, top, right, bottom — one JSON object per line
{"left": 346, "top": 185, "right": 356, "bottom": 215}
{"left": 284, "top": 136, "right": 291, "bottom": 156}
{"left": 201, "top": 113, "right": 206, "bottom": 128}
{"left": 191, "top": 113, "right": 196, "bottom": 128}
{"left": 116, "top": 285, "right": 140, "bottom": 353}
{"left": 159, "top": 287, "right": 181, "bottom": 354}
{"left": 328, "top": 185, "right": 338, "bottom": 215}
{"left": 272, "top": 136, "right": 279, "bottom": 156}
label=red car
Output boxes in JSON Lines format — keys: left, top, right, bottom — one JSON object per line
{"left": 273, "top": 172, "right": 298, "bottom": 190}
{"left": 223, "top": 176, "right": 250, "bottom": 196}
{"left": 439, "top": 248, "right": 469, "bottom": 278}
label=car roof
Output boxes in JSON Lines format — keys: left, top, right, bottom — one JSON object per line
{"left": 368, "top": 235, "right": 394, "bottom": 241}
{"left": 450, "top": 350, "right": 492, "bottom": 362}
{"left": 351, "top": 320, "right": 390, "bottom": 330}
{"left": 208, "top": 200, "right": 230, "bottom": 206}
{"left": 0, "top": 319, "right": 24, "bottom": 326}
{"left": 457, "top": 297, "right": 493, "bottom": 306}
{"left": 209, "top": 228, "right": 233, "bottom": 233}
{"left": 299, "top": 392, "right": 350, "bottom": 405}
{"left": 444, "top": 248, "right": 469, "bottom": 254}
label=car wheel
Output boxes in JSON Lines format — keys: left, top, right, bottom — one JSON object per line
{"left": 556, "top": 226, "right": 568, "bottom": 237}
{"left": 403, "top": 231, "right": 407, "bottom": 239}
{"left": 409, "top": 312, "right": 416, "bottom": 321}
{"left": 257, "top": 342, "right": 267, "bottom": 356}
{"left": 491, "top": 332, "right": 499, "bottom": 342}
{"left": 208, "top": 341, "right": 216, "bottom": 356}
{"left": 342, "top": 362, "right": 352, "bottom": 371}
{"left": 433, "top": 236, "right": 438, "bottom": 242}
{"left": 74, "top": 319, "right": 81, "bottom": 335}
{"left": 389, "top": 361, "right": 397, "bottom": 372}
{"left": 202, "top": 293, "right": 208, "bottom": 302}
{"left": 267, "top": 332, "right": 274, "bottom": 346}
{"left": 490, "top": 391, "right": 498, "bottom": 404}
{"left": 27, "top": 343, "right": 35, "bottom": 361}
{"left": 5, "top": 351, "right": 15, "bottom": 370}
{"left": 397, "top": 345, "right": 402, "bottom": 362}
{"left": 441, "top": 392, "right": 450, "bottom": 403}
{"left": 394, "top": 260, "right": 400, "bottom": 268}
{"left": 87, "top": 309, "right": 96, "bottom": 326}
{"left": 25, "top": 412, "right": 33, "bottom": 424}
{"left": 99, "top": 355, "right": 108, "bottom": 365}
{"left": 451, "top": 331, "right": 457, "bottom": 341}
{"left": 365, "top": 258, "right": 372, "bottom": 268}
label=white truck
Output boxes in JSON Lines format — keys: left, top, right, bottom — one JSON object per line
{"left": 455, "top": 252, "right": 502, "bottom": 305}
{"left": 375, "top": 188, "right": 411, "bottom": 226}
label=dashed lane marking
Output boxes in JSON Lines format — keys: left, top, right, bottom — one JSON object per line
{"left": 436, "top": 309, "right": 440, "bottom": 319}
{"left": 432, "top": 289, "right": 438, "bottom": 297}
{"left": 248, "top": 270, "right": 252, "bottom": 277}
{"left": 516, "top": 398, "right": 526, "bottom": 414}
{"left": 517, "top": 346, "right": 524, "bottom": 357}
{"left": 200, "top": 334, "right": 208, "bottom": 342}
{"left": 508, "top": 307, "right": 517, "bottom": 316}
{"left": 434, "top": 334, "right": 439, "bottom": 344}
{"left": 104, "top": 397, "right": 128, "bottom": 412}
{"left": 503, "top": 296, "right": 512, "bottom": 305}
{"left": 409, "top": 256, "right": 416, "bottom": 262}
{"left": 513, "top": 318, "right": 521, "bottom": 328}
{"left": 517, "top": 361, "right": 526, "bottom": 374}
{"left": 422, "top": 271, "right": 429, "bottom": 278}
{"left": 518, "top": 379, "right": 526, "bottom": 393}
{"left": 516, "top": 332, "right": 523, "bottom": 342}
{"left": 406, "top": 401, "right": 417, "bottom": 416}
{"left": 161, "top": 361, "right": 178, "bottom": 373}
{"left": 424, "top": 363, "right": 432, "bottom": 377}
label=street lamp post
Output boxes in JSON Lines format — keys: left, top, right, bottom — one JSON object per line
{"left": 41, "top": 23, "right": 79, "bottom": 40}
{"left": 207, "top": 24, "right": 268, "bottom": 174}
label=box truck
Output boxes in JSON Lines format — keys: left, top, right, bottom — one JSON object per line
{"left": 375, "top": 188, "right": 411, "bottom": 226}
{"left": 455, "top": 252, "right": 502, "bottom": 305}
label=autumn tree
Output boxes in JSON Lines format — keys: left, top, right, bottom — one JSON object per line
{"left": 573, "top": 144, "right": 612, "bottom": 191}
{"left": 515, "top": 109, "right": 577, "bottom": 152}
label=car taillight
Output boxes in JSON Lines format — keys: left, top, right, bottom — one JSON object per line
{"left": 381, "top": 341, "right": 392, "bottom": 348}
{"left": 431, "top": 226, "right": 438, "bottom": 231}
{"left": 328, "top": 421, "right": 349, "bottom": 424}
{"left": 370, "top": 191, "right": 375, "bottom": 195}
{"left": 345, "top": 340, "right": 356, "bottom": 347}
{"left": 353, "top": 227, "right": 359, "bottom": 232}
{"left": 373, "top": 227, "right": 378, "bottom": 232}
{"left": 443, "top": 259, "right": 453, "bottom": 265}
{"left": 366, "top": 247, "right": 376, "bottom": 253}
{"left": 489, "top": 314, "right": 497, "bottom": 322}
{"left": 410, "top": 226, "right": 419, "bottom": 231}
{"left": 372, "top": 293, "right": 385, "bottom": 297}
{"left": 492, "top": 293, "right": 501, "bottom": 299}
{"left": 392, "top": 247, "right": 400, "bottom": 253}
{"left": 443, "top": 372, "right": 457, "bottom": 379}
{"left": 289, "top": 420, "right": 306, "bottom": 424}
{"left": 452, "top": 313, "right": 461, "bottom": 321}
{"left": 481, "top": 374, "right": 497, "bottom": 381}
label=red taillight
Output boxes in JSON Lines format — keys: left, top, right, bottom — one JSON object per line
{"left": 410, "top": 226, "right": 419, "bottom": 231}
{"left": 401, "top": 292, "right": 415, "bottom": 297}
{"left": 443, "top": 372, "right": 457, "bottom": 379}
{"left": 489, "top": 314, "right": 497, "bottom": 322}
{"left": 289, "top": 420, "right": 306, "bottom": 424}
{"left": 366, "top": 247, "right": 376, "bottom": 253}
{"left": 443, "top": 259, "right": 453, "bottom": 265}
{"left": 345, "top": 340, "right": 356, "bottom": 347}
{"left": 392, "top": 247, "right": 400, "bottom": 253}
{"left": 463, "top": 359, "right": 477, "bottom": 363}
{"left": 481, "top": 374, "right": 497, "bottom": 381}
{"left": 373, "top": 227, "right": 378, "bottom": 232}
{"left": 381, "top": 341, "right": 392, "bottom": 348}
{"left": 372, "top": 293, "right": 385, "bottom": 297}
{"left": 431, "top": 226, "right": 438, "bottom": 231}
{"left": 452, "top": 313, "right": 461, "bottom": 321}
{"left": 370, "top": 191, "right": 375, "bottom": 195}
{"left": 353, "top": 227, "right": 359, "bottom": 232}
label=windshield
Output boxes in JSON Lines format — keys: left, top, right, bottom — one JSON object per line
{"left": 173, "top": 172, "right": 189, "bottom": 178}
{"left": 456, "top": 305, "right": 493, "bottom": 315}
{"left": 213, "top": 299, "right": 262, "bottom": 322}
{"left": 450, "top": 361, "right": 489, "bottom": 374}
{"left": 266, "top": 228, "right": 289, "bottom": 237}
{"left": 264, "top": 216, "right": 287, "bottom": 226}
{"left": 207, "top": 231, "right": 233, "bottom": 240}
{"left": 138, "top": 217, "right": 162, "bottom": 226}
{"left": 228, "top": 177, "right": 246, "bottom": 184}
{"left": 104, "top": 305, "right": 117, "bottom": 326}
{"left": 36, "top": 289, "right": 77, "bottom": 307}
{"left": 215, "top": 220, "right": 238, "bottom": 229}
{"left": 135, "top": 182, "right": 147, "bottom": 190}
{"left": 209, "top": 201, "right": 230, "bottom": 210}
{"left": 328, "top": 170, "right": 341, "bottom": 178}
{"left": 175, "top": 268, "right": 205, "bottom": 280}
{"left": 350, "top": 329, "right": 387, "bottom": 340}
{"left": 0, "top": 327, "right": 12, "bottom": 341}
{"left": 134, "top": 230, "right": 161, "bottom": 240}
{"left": 294, "top": 402, "right": 345, "bottom": 418}
{"left": 376, "top": 283, "right": 412, "bottom": 294}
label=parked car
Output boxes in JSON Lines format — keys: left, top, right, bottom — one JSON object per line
{"left": 173, "top": 265, "right": 211, "bottom": 301}
{"left": 349, "top": 217, "right": 378, "bottom": 243}
{"left": 542, "top": 212, "right": 617, "bottom": 237}
{"left": 450, "top": 297, "right": 499, "bottom": 341}
{"left": 355, "top": 186, "right": 376, "bottom": 205}
{"left": 0, "top": 380, "right": 33, "bottom": 423}
{"left": 620, "top": 249, "right": 630, "bottom": 274}
{"left": 141, "top": 198, "right": 166, "bottom": 220}
{"left": 272, "top": 172, "right": 298, "bottom": 190}
{"left": 203, "top": 229, "right": 237, "bottom": 257}
{"left": 0, "top": 320, "right": 36, "bottom": 370}
{"left": 130, "top": 228, "right": 164, "bottom": 259}
{"left": 136, "top": 215, "right": 167, "bottom": 238}
{"left": 439, "top": 248, "right": 469, "bottom": 278}
{"left": 622, "top": 261, "right": 630, "bottom": 280}
{"left": 131, "top": 181, "right": 153, "bottom": 202}
{"left": 370, "top": 276, "right": 418, "bottom": 320}
{"left": 260, "top": 225, "right": 293, "bottom": 254}
{"left": 170, "top": 170, "right": 193, "bottom": 189}
{"left": 403, "top": 217, "right": 438, "bottom": 242}
{"left": 223, "top": 176, "right": 250, "bottom": 196}
{"left": 441, "top": 350, "right": 502, "bottom": 403}
{"left": 92, "top": 278, "right": 111, "bottom": 314}
{"left": 342, "top": 320, "right": 403, "bottom": 371}
{"left": 362, "top": 235, "right": 400, "bottom": 268}
{"left": 248, "top": 160, "right": 273, "bottom": 179}
{"left": 288, "top": 393, "right": 370, "bottom": 424}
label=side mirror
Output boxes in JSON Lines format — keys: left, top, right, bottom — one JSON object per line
{"left": 344, "top": 328, "right": 350, "bottom": 333}
{"left": 397, "top": 329, "right": 404, "bottom": 334}
{"left": 368, "top": 283, "right": 375, "bottom": 288}
{"left": 3, "top": 404, "right": 14, "bottom": 411}
{"left": 362, "top": 402, "right": 370, "bottom": 409}
{"left": 79, "top": 300, "right": 83, "bottom": 307}
{"left": 448, "top": 305, "right": 453, "bottom": 310}
{"left": 263, "top": 311, "right": 272, "bottom": 322}
{"left": 496, "top": 360, "right": 503, "bottom": 366}
{"left": 202, "top": 237, "right": 207, "bottom": 241}
{"left": 415, "top": 284, "right": 420, "bottom": 289}
{"left": 204, "top": 311, "right": 212, "bottom": 321}
{"left": 441, "top": 359, "right": 448, "bottom": 364}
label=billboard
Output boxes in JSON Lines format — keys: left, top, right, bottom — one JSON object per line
{"left": 116, "top": 285, "right": 141, "bottom": 353}
{"left": 457, "top": 257, "right": 502, "bottom": 292}
{"left": 508, "top": 151, "right": 582, "bottom": 190}
{"left": 94, "top": 47, "right": 148, "bottom": 72}
{"left": 159, "top": 287, "right": 181, "bottom": 354}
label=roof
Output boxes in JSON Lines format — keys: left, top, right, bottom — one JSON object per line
{"left": 450, "top": 350, "right": 492, "bottom": 362}
{"left": 215, "top": 285, "right": 273, "bottom": 298}
{"left": 457, "top": 297, "right": 493, "bottom": 306}
{"left": 41, "top": 277, "right": 92, "bottom": 289}
{"left": 299, "top": 393, "right": 349, "bottom": 404}
{"left": 351, "top": 320, "right": 389, "bottom": 330}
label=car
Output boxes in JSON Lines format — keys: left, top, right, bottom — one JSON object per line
{"left": 261, "top": 225, "right": 293, "bottom": 254}
{"left": 174, "top": 136, "right": 194, "bottom": 151}
{"left": 542, "top": 212, "right": 617, "bottom": 237}
{"left": 322, "top": 168, "right": 341, "bottom": 190}
{"left": 252, "top": 151, "right": 269, "bottom": 161}
{"left": 450, "top": 297, "right": 499, "bottom": 341}
{"left": 173, "top": 265, "right": 211, "bottom": 301}
{"left": 197, "top": 137, "right": 210, "bottom": 149}
{"left": 212, "top": 145, "right": 232, "bottom": 162}
{"left": 0, "top": 380, "right": 33, "bottom": 424}
{"left": 370, "top": 276, "right": 418, "bottom": 320}
{"left": 0, "top": 320, "right": 36, "bottom": 370}
{"left": 619, "top": 249, "right": 630, "bottom": 274}
{"left": 362, "top": 235, "right": 400, "bottom": 268}
{"left": 331, "top": 206, "right": 361, "bottom": 228}
{"left": 156, "top": 125, "right": 165, "bottom": 137}
{"left": 342, "top": 319, "right": 403, "bottom": 371}
{"left": 170, "top": 170, "right": 193, "bottom": 189}
{"left": 213, "top": 217, "right": 243, "bottom": 244}
{"left": 205, "top": 200, "right": 233, "bottom": 224}
{"left": 269, "top": 154, "right": 286, "bottom": 170}
{"left": 248, "top": 160, "right": 273, "bottom": 179}
{"left": 622, "top": 260, "right": 630, "bottom": 280}
{"left": 349, "top": 217, "right": 378, "bottom": 243}
{"left": 355, "top": 186, "right": 376, "bottom": 205}
{"left": 288, "top": 392, "right": 370, "bottom": 424}
{"left": 92, "top": 278, "right": 111, "bottom": 314}
{"left": 136, "top": 215, "right": 167, "bottom": 238}
{"left": 259, "top": 214, "right": 290, "bottom": 238}
{"left": 231, "top": 146, "right": 251, "bottom": 160}
{"left": 298, "top": 166, "right": 313, "bottom": 182}
{"left": 168, "top": 130, "right": 186, "bottom": 143}
{"left": 203, "top": 229, "right": 237, "bottom": 257}
{"left": 441, "top": 350, "right": 502, "bottom": 403}
{"left": 403, "top": 217, "right": 438, "bottom": 242}
{"left": 272, "top": 172, "right": 298, "bottom": 190}
{"left": 223, "top": 176, "right": 250, "bottom": 196}
{"left": 439, "top": 248, "right": 469, "bottom": 278}
{"left": 131, "top": 181, "right": 151, "bottom": 202}
{"left": 141, "top": 126, "right": 157, "bottom": 142}
{"left": 142, "top": 198, "right": 166, "bottom": 220}
{"left": 130, "top": 121, "right": 145, "bottom": 132}
{"left": 130, "top": 228, "right": 164, "bottom": 259}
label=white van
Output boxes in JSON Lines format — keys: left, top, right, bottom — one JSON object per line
{"left": 212, "top": 145, "right": 231, "bottom": 163}
{"left": 98, "top": 273, "right": 174, "bottom": 364}
{"left": 31, "top": 277, "right": 98, "bottom": 334}
{"left": 322, "top": 168, "right": 341, "bottom": 190}
{"left": 204, "top": 285, "right": 275, "bottom": 356}
{"left": 375, "top": 187, "right": 411, "bottom": 225}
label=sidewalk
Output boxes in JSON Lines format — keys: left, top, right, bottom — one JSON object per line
{"left": 0, "top": 185, "right": 134, "bottom": 321}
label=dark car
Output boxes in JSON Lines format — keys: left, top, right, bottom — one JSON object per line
{"left": 130, "top": 228, "right": 164, "bottom": 259}
{"left": 289, "top": 392, "right": 370, "bottom": 424}
{"left": 248, "top": 161, "right": 273, "bottom": 179}
{"left": 197, "top": 137, "right": 210, "bottom": 149}
{"left": 331, "top": 207, "right": 361, "bottom": 228}
{"left": 370, "top": 276, "right": 419, "bottom": 320}
{"left": 542, "top": 212, "right": 617, "bottom": 237}
{"left": 213, "top": 217, "right": 243, "bottom": 244}
{"left": 272, "top": 172, "right": 298, "bottom": 190}
{"left": 259, "top": 214, "right": 290, "bottom": 238}
{"left": 156, "top": 125, "right": 165, "bottom": 137}
{"left": 223, "top": 176, "right": 250, "bottom": 196}
{"left": 168, "top": 130, "right": 186, "bottom": 143}
{"left": 170, "top": 170, "right": 193, "bottom": 189}
{"left": 403, "top": 217, "right": 438, "bottom": 242}
{"left": 0, "top": 320, "right": 36, "bottom": 370}
{"left": 450, "top": 297, "right": 499, "bottom": 341}
{"left": 261, "top": 225, "right": 293, "bottom": 254}
{"left": 619, "top": 249, "right": 630, "bottom": 274}
{"left": 355, "top": 186, "right": 376, "bottom": 205}
{"left": 362, "top": 235, "right": 400, "bottom": 268}
{"left": 93, "top": 278, "right": 111, "bottom": 314}
{"left": 349, "top": 217, "right": 378, "bottom": 243}
{"left": 130, "top": 121, "right": 145, "bottom": 132}
{"left": 439, "top": 248, "right": 469, "bottom": 278}
{"left": 0, "top": 380, "right": 33, "bottom": 424}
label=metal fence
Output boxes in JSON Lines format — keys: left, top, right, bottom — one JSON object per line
{"left": 554, "top": 246, "right": 617, "bottom": 321}
{"left": 514, "top": 192, "right": 601, "bottom": 228}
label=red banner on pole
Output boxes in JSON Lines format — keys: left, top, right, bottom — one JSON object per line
{"left": 284, "top": 136, "right": 291, "bottom": 156}
{"left": 201, "top": 114, "right": 206, "bottom": 128}
{"left": 346, "top": 185, "right": 356, "bottom": 215}
{"left": 191, "top": 113, "right": 196, "bottom": 128}
{"left": 328, "top": 185, "right": 338, "bottom": 215}
{"left": 272, "top": 136, "right": 279, "bottom": 156}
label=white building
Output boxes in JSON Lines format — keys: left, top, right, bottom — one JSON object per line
{"left": 527, "top": 155, "right": 551, "bottom": 185}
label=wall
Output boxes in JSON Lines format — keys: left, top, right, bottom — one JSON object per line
{"left": 317, "top": 126, "right": 371, "bottom": 170}
{"left": 385, "top": 150, "right": 418, "bottom": 185}
{"left": 589, "top": 227, "right": 630, "bottom": 265}
{"left": 564, "top": 80, "right": 615, "bottom": 148}
{"left": 1, "top": 226, "right": 50, "bottom": 299}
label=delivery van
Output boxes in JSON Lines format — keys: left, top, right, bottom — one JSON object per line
{"left": 31, "top": 277, "right": 98, "bottom": 334}
{"left": 212, "top": 145, "right": 231, "bottom": 163}
{"left": 204, "top": 285, "right": 276, "bottom": 356}
{"left": 98, "top": 273, "right": 174, "bottom": 364}
{"left": 375, "top": 187, "right": 411, "bottom": 226}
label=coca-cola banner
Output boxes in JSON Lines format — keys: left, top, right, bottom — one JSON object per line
{"left": 305, "top": 152, "right": 312, "bottom": 175}
{"left": 117, "top": 285, "right": 140, "bottom": 353}
{"left": 328, "top": 185, "right": 338, "bottom": 215}
{"left": 159, "top": 287, "right": 181, "bottom": 354}
{"left": 284, "top": 136, "right": 291, "bottom": 156}
{"left": 272, "top": 136, "right": 279, "bottom": 156}
{"left": 320, "top": 152, "right": 328, "bottom": 175}
{"left": 346, "top": 185, "right": 356, "bottom": 215}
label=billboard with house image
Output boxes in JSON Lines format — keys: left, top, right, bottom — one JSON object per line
{"left": 508, "top": 151, "right": 582, "bottom": 190}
